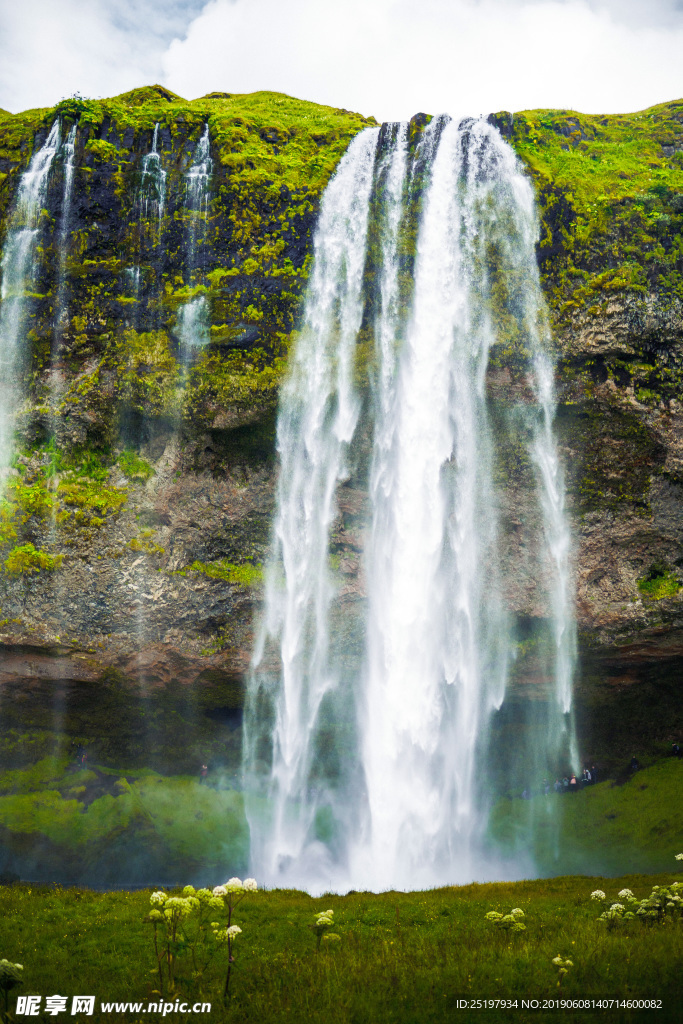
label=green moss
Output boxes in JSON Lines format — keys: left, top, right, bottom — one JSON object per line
{"left": 186, "top": 348, "right": 286, "bottom": 427}
{"left": 182, "top": 559, "right": 263, "bottom": 587}
{"left": 84, "top": 139, "right": 119, "bottom": 163}
{"left": 510, "top": 100, "right": 683, "bottom": 312}
{"left": 117, "top": 450, "right": 154, "bottom": 481}
{"left": 118, "top": 329, "right": 180, "bottom": 417}
{"left": 57, "top": 477, "right": 127, "bottom": 530}
{"left": 638, "top": 563, "right": 681, "bottom": 600}
{"left": 3, "top": 543, "right": 62, "bottom": 575}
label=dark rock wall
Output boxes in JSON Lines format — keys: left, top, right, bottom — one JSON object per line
{"left": 0, "top": 90, "right": 681, "bottom": 780}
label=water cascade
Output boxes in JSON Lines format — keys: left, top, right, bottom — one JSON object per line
{"left": 0, "top": 121, "right": 61, "bottom": 473}
{"left": 139, "top": 122, "right": 167, "bottom": 230}
{"left": 244, "top": 128, "right": 379, "bottom": 884}
{"left": 245, "top": 116, "right": 576, "bottom": 891}
{"left": 52, "top": 124, "right": 78, "bottom": 373}
{"left": 177, "top": 124, "right": 212, "bottom": 353}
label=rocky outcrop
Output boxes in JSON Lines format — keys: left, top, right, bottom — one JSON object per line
{"left": 0, "top": 90, "right": 681, "bottom": 787}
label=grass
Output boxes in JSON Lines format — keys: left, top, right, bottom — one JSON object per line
{"left": 0, "top": 761, "right": 248, "bottom": 885}
{"left": 0, "top": 871, "right": 681, "bottom": 1023}
{"left": 489, "top": 759, "right": 683, "bottom": 877}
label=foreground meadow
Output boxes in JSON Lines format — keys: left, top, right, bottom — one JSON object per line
{"left": 0, "top": 870, "right": 681, "bottom": 1024}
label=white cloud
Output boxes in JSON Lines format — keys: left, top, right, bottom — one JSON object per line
{"left": 0, "top": 0, "right": 204, "bottom": 113}
{"left": 0, "top": 0, "right": 681, "bottom": 118}
{"left": 161, "top": 0, "right": 683, "bottom": 120}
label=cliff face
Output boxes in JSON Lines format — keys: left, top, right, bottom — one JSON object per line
{"left": 0, "top": 88, "right": 682, "bottom": 819}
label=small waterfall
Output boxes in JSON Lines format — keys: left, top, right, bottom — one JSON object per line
{"left": 244, "top": 127, "right": 379, "bottom": 885}
{"left": 177, "top": 125, "right": 213, "bottom": 354}
{"left": 138, "top": 123, "right": 167, "bottom": 231}
{"left": 246, "top": 115, "right": 577, "bottom": 892}
{"left": 185, "top": 124, "right": 212, "bottom": 246}
{"left": 0, "top": 121, "right": 60, "bottom": 473}
{"left": 53, "top": 124, "right": 77, "bottom": 353}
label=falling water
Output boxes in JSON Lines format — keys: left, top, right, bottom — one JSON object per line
{"left": 352, "top": 118, "right": 513, "bottom": 889}
{"left": 244, "top": 127, "right": 379, "bottom": 885}
{"left": 0, "top": 121, "right": 61, "bottom": 473}
{"left": 177, "top": 125, "right": 212, "bottom": 353}
{"left": 138, "top": 123, "right": 167, "bottom": 230}
{"left": 245, "top": 116, "right": 576, "bottom": 891}
{"left": 52, "top": 123, "right": 77, "bottom": 355}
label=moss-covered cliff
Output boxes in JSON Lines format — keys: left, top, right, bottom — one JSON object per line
{"left": 0, "top": 87, "right": 682, "bottom": 881}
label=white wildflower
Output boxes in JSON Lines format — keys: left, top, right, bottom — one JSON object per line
{"left": 590, "top": 890, "right": 606, "bottom": 900}
{"left": 150, "top": 890, "right": 167, "bottom": 906}
{"left": 618, "top": 889, "right": 634, "bottom": 899}
{"left": 225, "top": 877, "right": 244, "bottom": 891}
{"left": 510, "top": 908, "right": 525, "bottom": 918}
{"left": 243, "top": 878, "right": 258, "bottom": 891}
{"left": 226, "top": 925, "right": 242, "bottom": 938}
{"left": 212, "top": 885, "right": 227, "bottom": 897}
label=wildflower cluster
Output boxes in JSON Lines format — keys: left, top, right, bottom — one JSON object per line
{"left": 310, "top": 909, "right": 340, "bottom": 949}
{"left": 208, "top": 878, "right": 258, "bottom": 998}
{"left": 552, "top": 955, "right": 574, "bottom": 987}
{"left": 145, "top": 879, "right": 257, "bottom": 1000}
{"left": 0, "top": 959, "right": 23, "bottom": 1020}
{"left": 484, "top": 908, "right": 526, "bottom": 932}
{"left": 591, "top": 873, "right": 683, "bottom": 926}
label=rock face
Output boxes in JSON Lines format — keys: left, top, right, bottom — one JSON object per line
{"left": 0, "top": 88, "right": 682, "bottom": 806}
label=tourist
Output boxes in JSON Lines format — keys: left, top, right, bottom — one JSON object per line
{"left": 582, "top": 767, "right": 591, "bottom": 786}
{"left": 562, "top": 776, "right": 569, "bottom": 791}
{"left": 569, "top": 774, "right": 578, "bottom": 792}
{"left": 630, "top": 755, "right": 639, "bottom": 773}
{"left": 672, "top": 742, "right": 681, "bottom": 758}
{"left": 199, "top": 764, "right": 208, "bottom": 784}
{"left": 591, "top": 764, "right": 598, "bottom": 784}
{"left": 554, "top": 778, "right": 562, "bottom": 793}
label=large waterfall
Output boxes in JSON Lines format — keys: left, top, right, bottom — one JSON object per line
{"left": 245, "top": 116, "right": 576, "bottom": 891}
{"left": 0, "top": 122, "right": 60, "bottom": 473}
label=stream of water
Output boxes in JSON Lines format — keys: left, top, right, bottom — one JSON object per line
{"left": 245, "top": 117, "right": 576, "bottom": 891}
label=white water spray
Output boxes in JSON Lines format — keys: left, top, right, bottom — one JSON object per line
{"left": 0, "top": 121, "right": 60, "bottom": 472}
{"left": 245, "top": 127, "right": 379, "bottom": 885}
{"left": 53, "top": 124, "right": 77, "bottom": 348}
{"left": 245, "top": 117, "right": 576, "bottom": 891}
{"left": 139, "top": 123, "right": 166, "bottom": 230}
{"left": 178, "top": 125, "right": 213, "bottom": 353}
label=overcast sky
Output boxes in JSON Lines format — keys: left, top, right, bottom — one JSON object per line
{"left": 1, "top": 0, "right": 682, "bottom": 120}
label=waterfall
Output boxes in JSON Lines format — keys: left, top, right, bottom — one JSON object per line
{"left": 244, "top": 127, "right": 379, "bottom": 885}
{"left": 53, "top": 124, "right": 77, "bottom": 352}
{"left": 177, "top": 124, "right": 212, "bottom": 353}
{"left": 138, "top": 123, "right": 166, "bottom": 230}
{"left": 0, "top": 121, "right": 60, "bottom": 473}
{"left": 245, "top": 116, "right": 576, "bottom": 891}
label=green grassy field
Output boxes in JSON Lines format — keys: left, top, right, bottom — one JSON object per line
{"left": 489, "top": 759, "right": 683, "bottom": 878}
{"left": 0, "top": 870, "right": 682, "bottom": 1023}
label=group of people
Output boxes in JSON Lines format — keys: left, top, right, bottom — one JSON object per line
{"left": 552, "top": 766, "right": 597, "bottom": 793}
{"left": 521, "top": 766, "right": 598, "bottom": 799}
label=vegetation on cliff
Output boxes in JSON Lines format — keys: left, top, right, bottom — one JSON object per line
{"left": 508, "top": 99, "right": 683, "bottom": 316}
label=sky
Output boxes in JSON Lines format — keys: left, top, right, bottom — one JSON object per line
{"left": 1, "top": 0, "right": 682, "bottom": 121}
